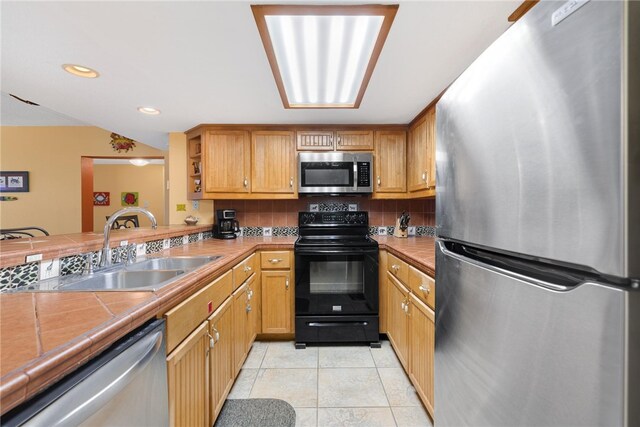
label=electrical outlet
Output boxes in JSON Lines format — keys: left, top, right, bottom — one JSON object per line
{"left": 26, "top": 253, "right": 42, "bottom": 263}
{"left": 310, "top": 204, "right": 319, "bottom": 212}
{"left": 182, "top": 235, "right": 189, "bottom": 245}
{"left": 192, "top": 200, "right": 199, "bottom": 210}
{"left": 163, "top": 239, "right": 170, "bottom": 249}
{"left": 39, "top": 259, "right": 60, "bottom": 280}
{"left": 198, "top": 232, "right": 203, "bottom": 240}
{"left": 348, "top": 204, "right": 357, "bottom": 211}
{"left": 263, "top": 227, "right": 272, "bottom": 237}
{"left": 136, "top": 243, "right": 146, "bottom": 256}
{"left": 408, "top": 226, "right": 416, "bottom": 236}
{"left": 176, "top": 204, "right": 186, "bottom": 212}
{"left": 143, "top": 200, "right": 150, "bottom": 208}
{"left": 378, "top": 226, "right": 387, "bottom": 236}
{"left": 119, "top": 240, "right": 129, "bottom": 246}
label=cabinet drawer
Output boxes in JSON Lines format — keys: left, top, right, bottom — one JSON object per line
{"left": 233, "top": 253, "right": 256, "bottom": 288}
{"left": 408, "top": 266, "right": 435, "bottom": 310}
{"left": 260, "top": 251, "right": 291, "bottom": 269}
{"left": 388, "top": 253, "right": 409, "bottom": 284}
{"left": 165, "top": 270, "right": 233, "bottom": 353}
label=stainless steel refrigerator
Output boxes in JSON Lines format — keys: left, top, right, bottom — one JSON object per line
{"left": 435, "top": 1, "right": 639, "bottom": 426}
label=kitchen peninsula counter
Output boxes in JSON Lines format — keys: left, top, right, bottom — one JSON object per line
{"left": 0, "top": 232, "right": 436, "bottom": 414}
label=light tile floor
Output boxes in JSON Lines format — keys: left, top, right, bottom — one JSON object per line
{"left": 226, "top": 340, "right": 433, "bottom": 427}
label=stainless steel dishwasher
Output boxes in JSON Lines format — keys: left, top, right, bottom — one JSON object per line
{"left": 2, "top": 319, "right": 169, "bottom": 427}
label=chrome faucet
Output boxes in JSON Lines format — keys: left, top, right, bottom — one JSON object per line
{"left": 101, "top": 207, "right": 157, "bottom": 268}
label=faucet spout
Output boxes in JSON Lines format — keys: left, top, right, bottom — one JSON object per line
{"left": 101, "top": 207, "right": 158, "bottom": 268}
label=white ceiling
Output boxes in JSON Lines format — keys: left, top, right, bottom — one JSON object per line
{"left": 1, "top": 1, "right": 517, "bottom": 149}
{"left": 0, "top": 92, "right": 88, "bottom": 126}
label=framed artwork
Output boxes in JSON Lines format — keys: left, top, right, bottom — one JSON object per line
{"left": 0, "top": 171, "right": 29, "bottom": 193}
{"left": 121, "top": 192, "right": 139, "bottom": 206}
{"left": 93, "top": 192, "right": 110, "bottom": 206}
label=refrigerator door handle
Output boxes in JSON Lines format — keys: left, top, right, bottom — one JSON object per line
{"left": 437, "top": 240, "right": 571, "bottom": 292}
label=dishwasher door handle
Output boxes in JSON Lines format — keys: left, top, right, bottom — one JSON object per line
{"left": 26, "top": 329, "right": 164, "bottom": 427}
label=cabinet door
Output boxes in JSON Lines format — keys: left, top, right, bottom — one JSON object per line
{"left": 232, "top": 283, "right": 249, "bottom": 376}
{"left": 204, "top": 130, "right": 250, "bottom": 193}
{"left": 296, "top": 130, "right": 334, "bottom": 151}
{"left": 246, "top": 274, "right": 258, "bottom": 346}
{"left": 387, "top": 272, "right": 410, "bottom": 370}
{"left": 251, "top": 131, "right": 296, "bottom": 194}
{"left": 261, "top": 271, "right": 292, "bottom": 334}
{"left": 336, "top": 130, "right": 374, "bottom": 151}
{"left": 208, "top": 297, "right": 233, "bottom": 425}
{"left": 425, "top": 107, "right": 437, "bottom": 187}
{"left": 407, "top": 117, "right": 429, "bottom": 192}
{"left": 374, "top": 131, "right": 407, "bottom": 193}
{"left": 167, "top": 321, "right": 210, "bottom": 427}
{"left": 409, "top": 293, "right": 435, "bottom": 417}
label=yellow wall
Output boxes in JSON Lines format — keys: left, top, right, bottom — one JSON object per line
{"left": 93, "top": 164, "right": 165, "bottom": 231}
{"left": 168, "top": 132, "right": 214, "bottom": 225}
{"left": 0, "top": 126, "right": 165, "bottom": 235}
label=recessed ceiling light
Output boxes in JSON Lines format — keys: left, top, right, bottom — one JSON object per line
{"left": 62, "top": 64, "right": 99, "bottom": 78}
{"left": 129, "top": 159, "right": 150, "bottom": 167}
{"left": 252, "top": 5, "right": 398, "bottom": 109}
{"left": 137, "top": 106, "right": 161, "bottom": 115}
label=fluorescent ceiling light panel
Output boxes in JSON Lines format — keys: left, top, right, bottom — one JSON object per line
{"left": 253, "top": 5, "right": 398, "bottom": 109}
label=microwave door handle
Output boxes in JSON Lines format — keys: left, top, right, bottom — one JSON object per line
{"left": 353, "top": 163, "right": 358, "bottom": 189}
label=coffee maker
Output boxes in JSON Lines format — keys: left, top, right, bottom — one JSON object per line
{"left": 213, "top": 209, "right": 240, "bottom": 239}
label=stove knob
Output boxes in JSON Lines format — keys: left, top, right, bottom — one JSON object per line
{"left": 304, "top": 213, "right": 316, "bottom": 224}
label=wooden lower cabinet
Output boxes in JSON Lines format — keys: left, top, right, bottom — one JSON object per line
{"left": 208, "top": 297, "right": 234, "bottom": 425}
{"left": 387, "top": 272, "right": 410, "bottom": 370}
{"left": 232, "top": 282, "right": 249, "bottom": 376}
{"left": 409, "top": 293, "right": 435, "bottom": 416}
{"left": 166, "top": 322, "right": 210, "bottom": 427}
{"left": 385, "top": 264, "right": 435, "bottom": 420}
{"left": 261, "top": 270, "right": 292, "bottom": 334}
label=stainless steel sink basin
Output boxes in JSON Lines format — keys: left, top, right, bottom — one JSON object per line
{"left": 126, "top": 256, "right": 221, "bottom": 272}
{"left": 59, "top": 270, "right": 185, "bottom": 291}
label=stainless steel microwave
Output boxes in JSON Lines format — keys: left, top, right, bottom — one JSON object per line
{"left": 298, "top": 152, "right": 373, "bottom": 195}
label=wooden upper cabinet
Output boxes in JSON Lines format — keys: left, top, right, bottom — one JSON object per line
{"left": 297, "top": 130, "right": 334, "bottom": 151}
{"left": 374, "top": 131, "right": 407, "bottom": 194}
{"left": 251, "top": 131, "right": 296, "bottom": 194}
{"left": 204, "top": 130, "right": 250, "bottom": 193}
{"left": 407, "top": 106, "right": 436, "bottom": 193}
{"left": 336, "top": 130, "right": 374, "bottom": 151}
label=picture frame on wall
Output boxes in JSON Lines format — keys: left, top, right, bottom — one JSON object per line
{"left": 0, "top": 171, "right": 29, "bottom": 193}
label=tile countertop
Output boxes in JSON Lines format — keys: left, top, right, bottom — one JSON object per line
{"left": 0, "top": 234, "right": 435, "bottom": 415}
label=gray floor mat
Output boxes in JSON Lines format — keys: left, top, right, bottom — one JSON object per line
{"left": 214, "top": 398, "right": 296, "bottom": 427}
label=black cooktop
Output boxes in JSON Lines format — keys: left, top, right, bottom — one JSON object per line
{"left": 295, "top": 211, "right": 377, "bottom": 248}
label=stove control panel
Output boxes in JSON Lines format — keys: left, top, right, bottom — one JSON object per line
{"left": 299, "top": 211, "right": 368, "bottom": 226}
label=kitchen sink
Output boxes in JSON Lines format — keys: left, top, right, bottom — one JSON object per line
{"left": 125, "top": 256, "right": 221, "bottom": 272}
{"left": 59, "top": 269, "right": 185, "bottom": 291}
{"left": 8, "top": 255, "right": 223, "bottom": 292}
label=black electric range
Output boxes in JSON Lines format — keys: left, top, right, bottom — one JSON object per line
{"left": 294, "top": 211, "right": 380, "bottom": 348}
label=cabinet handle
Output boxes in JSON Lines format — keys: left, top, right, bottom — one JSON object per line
{"left": 285, "top": 278, "right": 289, "bottom": 290}
{"left": 246, "top": 304, "right": 252, "bottom": 313}
{"left": 243, "top": 177, "right": 248, "bottom": 188}
{"left": 213, "top": 327, "right": 220, "bottom": 342}
{"left": 419, "top": 284, "right": 431, "bottom": 294}
{"left": 290, "top": 177, "right": 294, "bottom": 188}
{"left": 392, "top": 264, "right": 400, "bottom": 272}
{"left": 401, "top": 301, "right": 406, "bottom": 311}
{"left": 422, "top": 171, "right": 427, "bottom": 182}
{"left": 247, "top": 289, "right": 253, "bottom": 300}
{"left": 377, "top": 176, "right": 381, "bottom": 186}
{"left": 425, "top": 170, "right": 429, "bottom": 187}
{"left": 337, "top": 136, "right": 342, "bottom": 145}
{"left": 405, "top": 303, "right": 410, "bottom": 315}
{"left": 243, "top": 265, "right": 252, "bottom": 272}
{"left": 207, "top": 332, "right": 215, "bottom": 350}
{"left": 268, "top": 258, "right": 283, "bottom": 264}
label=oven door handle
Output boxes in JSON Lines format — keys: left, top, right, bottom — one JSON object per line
{"left": 307, "top": 321, "right": 369, "bottom": 327}
{"left": 295, "top": 248, "right": 379, "bottom": 255}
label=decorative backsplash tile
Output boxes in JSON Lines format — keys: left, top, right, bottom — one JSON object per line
{"left": 7, "top": 262, "right": 39, "bottom": 289}
{"left": 169, "top": 236, "right": 183, "bottom": 248}
{"left": 145, "top": 239, "right": 164, "bottom": 254}
{"left": 273, "top": 226, "right": 298, "bottom": 237}
{"left": 0, "top": 266, "right": 15, "bottom": 291}
{"left": 188, "top": 233, "right": 199, "bottom": 243}
{"left": 60, "top": 254, "right": 86, "bottom": 276}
